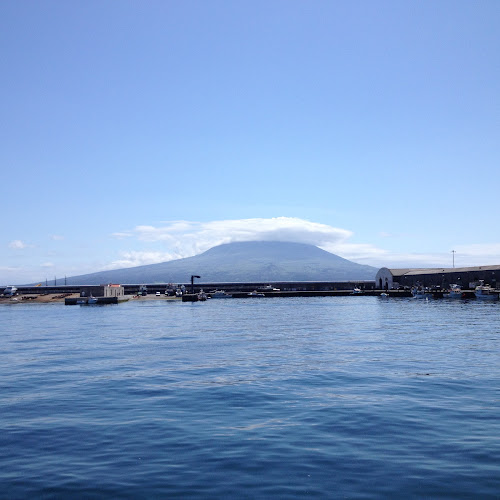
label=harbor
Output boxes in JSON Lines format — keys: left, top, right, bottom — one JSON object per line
{"left": 1, "top": 284, "right": 496, "bottom": 304}
{"left": 3, "top": 262, "right": 500, "bottom": 305}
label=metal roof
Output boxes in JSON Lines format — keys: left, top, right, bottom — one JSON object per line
{"left": 388, "top": 265, "right": 500, "bottom": 277}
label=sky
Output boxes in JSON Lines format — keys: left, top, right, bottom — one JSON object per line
{"left": 1, "top": 0, "right": 499, "bottom": 284}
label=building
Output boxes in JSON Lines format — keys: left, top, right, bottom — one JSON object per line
{"left": 80, "top": 284, "right": 125, "bottom": 298}
{"left": 375, "top": 266, "right": 500, "bottom": 290}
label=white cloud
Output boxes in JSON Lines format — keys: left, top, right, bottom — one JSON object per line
{"left": 454, "top": 243, "right": 500, "bottom": 257}
{"left": 104, "top": 251, "right": 182, "bottom": 270}
{"left": 9, "top": 240, "right": 28, "bottom": 249}
{"left": 108, "top": 217, "right": 379, "bottom": 267}
{"left": 0, "top": 265, "right": 19, "bottom": 272}
{"left": 51, "top": 235, "right": 65, "bottom": 241}
{"left": 449, "top": 244, "right": 500, "bottom": 267}
{"left": 42, "top": 262, "right": 54, "bottom": 268}
{"left": 114, "top": 217, "right": 352, "bottom": 256}
{"left": 111, "top": 232, "right": 133, "bottom": 239}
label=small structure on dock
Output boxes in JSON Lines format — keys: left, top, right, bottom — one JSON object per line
{"left": 66, "top": 284, "right": 125, "bottom": 305}
{"left": 79, "top": 284, "right": 125, "bottom": 299}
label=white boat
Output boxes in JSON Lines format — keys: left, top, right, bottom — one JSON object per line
{"left": 350, "top": 288, "right": 363, "bottom": 295}
{"left": 257, "top": 285, "right": 280, "bottom": 292}
{"left": 3, "top": 286, "right": 18, "bottom": 297}
{"left": 443, "top": 284, "right": 463, "bottom": 299}
{"left": 210, "top": 290, "right": 232, "bottom": 299}
{"left": 248, "top": 291, "right": 265, "bottom": 297}
{"left": 197, "top": 290, "right": 207, "bottom": 301}
{"left": 88, "top": 296, "right": 98, "bottom": 304}
{"left": 475, "top": 281, "right": 499, "bottom": 300}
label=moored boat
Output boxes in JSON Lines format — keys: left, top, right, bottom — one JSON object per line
{"left": 210, "top": 290, "right": 232, "bottom": 298}
{"left": 411, "top": 286, "right": 429, "bottom": 299}
{"left": 474, "top": 281, "right": 499, "bottom": 300}
{"left": 443, "top": 284, "right": 463, "bottom": 299}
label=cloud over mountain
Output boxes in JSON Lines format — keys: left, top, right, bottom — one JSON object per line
{"left": 109, "top": 217, "right": 376, "bottom": 269}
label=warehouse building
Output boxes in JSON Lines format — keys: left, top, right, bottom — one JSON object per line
{"left": 375, "top": 266, "right": 500, "bottom": 290}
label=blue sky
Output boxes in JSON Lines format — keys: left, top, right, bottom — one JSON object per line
{"left": 2, "top": 0, "right": 499, "bottom": 284}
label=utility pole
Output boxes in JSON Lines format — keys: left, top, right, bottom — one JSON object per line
{"left": 451, "top": 250, "right": 456, "bottom": 268}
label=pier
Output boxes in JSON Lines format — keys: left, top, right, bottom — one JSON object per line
{"left": 64, "top": 296, "right": 119, "bottom": 305}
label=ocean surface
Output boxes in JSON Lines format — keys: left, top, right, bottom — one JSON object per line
{"left": 1, "top": 296, "right": 499, "bottom": 499}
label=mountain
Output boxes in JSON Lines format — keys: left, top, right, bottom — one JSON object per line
{"left": 64, "top": 241, "right": 377, "bottom": 284}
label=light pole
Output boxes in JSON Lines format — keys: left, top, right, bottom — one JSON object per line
{"left": 191, "top": 275, "right": 200, "bottom": 294}
{"left": 451, "top": 250, "right": 456, "bottom": 268}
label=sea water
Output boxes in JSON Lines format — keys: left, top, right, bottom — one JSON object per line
{"left": 1, "top": 297, "right": 499, "bottom": 498}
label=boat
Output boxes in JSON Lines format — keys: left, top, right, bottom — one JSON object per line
{"left": 197, "top": 290, "right": 207, "bottom": 301}
{"left": 474, "top": 281, "right": 499, "bottom": 300}
{"left": 350, "top": 288, "right": 363, "bottom": 295}
{"left": 443, "top": 284, "right": 463, "bottom": 299}
{"left": 3, "top": 286, "right": 18, "bottom": 297}
{"left": 210, "top": 290, "right": 232, "bottom": 299}
{"left": 411, "top": 286, "right": 429, "bottom": 299}
{"left": 257, "top": 285, "right": 280, "bottom": 292}
{"left": 76, "top": 296, "right": 98, "bottom": 305}
{"left": 248, "top": 291, "right": 265, "bottom": 297}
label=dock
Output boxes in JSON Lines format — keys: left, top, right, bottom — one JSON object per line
{"left": 65, "top": 297, "right": 119, "bottom": 305}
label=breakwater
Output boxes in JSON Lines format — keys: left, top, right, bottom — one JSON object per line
{"left": 7, "top": 280, "right": 376, "bottom": 296}
{"left": 140, "top": 281, "right": 378, "bottom": 295}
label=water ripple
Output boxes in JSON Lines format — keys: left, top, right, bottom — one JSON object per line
{"left": 1, "top": 297, "right": 499, "bottom": 498}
